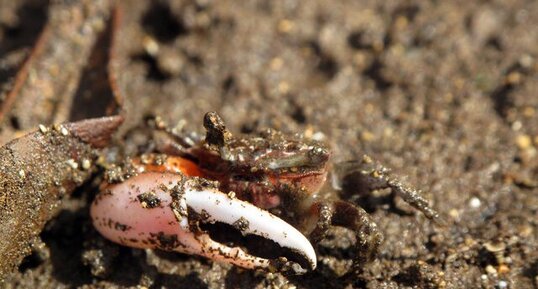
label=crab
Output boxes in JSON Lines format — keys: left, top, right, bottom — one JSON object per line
{"left": 91, "top": 112, "right": 440, "bottom": 274}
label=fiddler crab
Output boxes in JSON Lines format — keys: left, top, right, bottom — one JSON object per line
{"left": 91, "top": 112, "right": 439, "bottom": 275}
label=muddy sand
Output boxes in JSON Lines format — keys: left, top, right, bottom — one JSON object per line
{"left": 0, "top": 1, "right": 537, "bottom": 288}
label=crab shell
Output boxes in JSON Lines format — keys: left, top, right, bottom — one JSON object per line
{"left": 91, "top": 156, "right": 317, "bottom": 273}
{"left": 187, "top": 145, "right": 330, "bottom": 210}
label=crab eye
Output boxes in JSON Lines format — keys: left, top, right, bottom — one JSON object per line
{"left": 285, "top": 143, "right": 300, "bottom": 151}
{"left": 307, "top": 147, "right": 329, "bottom": 165}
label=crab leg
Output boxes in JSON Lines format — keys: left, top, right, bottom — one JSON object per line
{"left": 91, "top": 172, "right": 317, "bottom": 274}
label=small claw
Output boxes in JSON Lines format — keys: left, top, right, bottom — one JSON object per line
{"left": 91, "top": 172, "right": 317, "bottom": 274}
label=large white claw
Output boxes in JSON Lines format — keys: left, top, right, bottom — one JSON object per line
{"left": 91, "top": 172, "right": 317, "bottom": 274}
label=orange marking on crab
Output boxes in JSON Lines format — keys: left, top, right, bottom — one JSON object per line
{"left": 132, "top": 155, "right": 203, "bottom": 177}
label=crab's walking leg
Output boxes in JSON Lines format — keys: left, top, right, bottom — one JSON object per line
{"left": 334, "top": 155, "right": 440, "bottom": 221}
{"left": 310, "top": 200, "right": 383, "bottom": 268}
{"left": 152, "top": 126, "right": 203, "bottom": 155}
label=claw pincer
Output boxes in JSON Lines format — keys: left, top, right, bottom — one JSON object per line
{"left": 91, "top": 156, "right": 316, "bottom": 273}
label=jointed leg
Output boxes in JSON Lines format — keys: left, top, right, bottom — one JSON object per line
{"left": 334, "top": 155, "right": 440, "bottom": 221}
{"left": 310, "top": 200, "right": 384, "bottom": 268}
{"left": 332, "top": 200, "right": 384, "bottom": 266}
{"left": 386, "top": 177, "right": 439, "bottom": 220}
{"left": 149, "top": 116, "right": 203, "bottom": 155}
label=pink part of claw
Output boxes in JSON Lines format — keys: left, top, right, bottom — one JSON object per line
{"left": 91, "top": 172, "right": 317, "bottom": 273}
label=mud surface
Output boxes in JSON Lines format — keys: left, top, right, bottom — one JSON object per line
{"left": 1, "top": 0, "right": 538, "bottom": 288}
